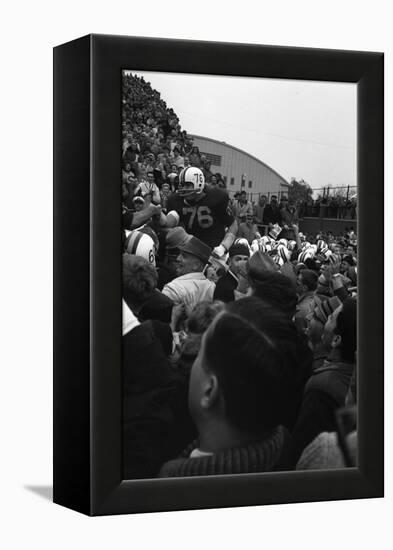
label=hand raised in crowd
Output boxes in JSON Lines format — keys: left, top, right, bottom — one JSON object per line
{"left": 236, "top": 263, "right": 250, "bottom": 295}
{"left": 170, "top": 303, "right": 186, "bottom": 332}
{"left": 212, "top": 244, "right": 227, "bottom": 259}
{"left": 323, "top": 259, "right": 341, "bottom": 282}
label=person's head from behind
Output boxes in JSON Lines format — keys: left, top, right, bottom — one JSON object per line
{"left": 304, "top": 257, "right": 320, "bottom": 273}
{"left": 122, "top": 253, "right": 158, "bottom": 313}
{"left": 322, "top": 297, "right": 357, "bottom": 363}
{"left": 188, "top": 297, "right": 312, "bottom": 445}
{"left": 187, "top": 301, "right": 225, "bottom": 336}
{"left": 249, "top": 271, "right": 297, "bottom": 319}
{"left": 179, "top": 301, "right": 225, "bottom": 370}
{"left": 306, "top": 296, "right": 342, "bottom": 350}
{"left": 296, "top": 269, "right": 318, "bottom": 296}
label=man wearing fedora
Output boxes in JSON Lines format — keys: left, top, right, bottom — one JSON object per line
{"left": 162, "top": 236, "right": 215, "bottom": 317}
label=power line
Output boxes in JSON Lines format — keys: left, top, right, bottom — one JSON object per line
{"left": 180, "top": 109, "right": 354, "bottom": 150}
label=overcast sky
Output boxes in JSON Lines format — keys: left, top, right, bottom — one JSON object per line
{"left": 128, "top": 71, "right": 357, "bottom": 191}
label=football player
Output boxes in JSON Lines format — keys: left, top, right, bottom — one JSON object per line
{"left": 161, "top": 167, "right": 238, "bottom": 255}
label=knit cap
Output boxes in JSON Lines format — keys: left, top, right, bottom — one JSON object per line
{"left": 228, "top": 242, "right": 250, "bottom": 258}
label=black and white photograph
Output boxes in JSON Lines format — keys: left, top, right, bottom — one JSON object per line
{"left": 4, "top": 0, "right": 389, "bottom": 544}
{"left": 121, "top": 70, "right": 359, "bottom": 480}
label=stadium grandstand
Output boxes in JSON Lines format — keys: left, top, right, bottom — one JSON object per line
{"left": 190, "top": 134, "right": 290, "bottom": 200}
{"left": 122, "top": 72, "right": 289, "bottom": 202}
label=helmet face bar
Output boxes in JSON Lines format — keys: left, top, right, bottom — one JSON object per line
{"left": 177, "top": 167, "right": 205, "bottom": 197}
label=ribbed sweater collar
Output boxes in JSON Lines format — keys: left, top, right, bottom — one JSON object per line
{"left": 159, "top": 426, "right": 290, "bottom": 478}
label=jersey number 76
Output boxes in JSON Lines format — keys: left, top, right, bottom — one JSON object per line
{"left": 182, "top": 206, "right": 213, "bottom": 229}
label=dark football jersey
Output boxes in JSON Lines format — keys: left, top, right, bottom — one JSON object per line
{"left": 167, "top": 188, "right": 234, "bottom": 248}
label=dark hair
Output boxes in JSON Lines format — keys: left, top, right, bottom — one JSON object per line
{"left": 335, "top": 297, "right": 357, "bottom": 363}
{"left": 203, "top": 297, "right": 312, "bottom": 432}
{"left": 304, "top": 258, "right": 320, "bottom": 273}
{"left": 300, "top": 269, "right": 318, "bottom": 291}
{"left": 342, "top": 255, "right": 355, "bottom": 267}
{"left": 122, "top": 253, "right": 157, "bottom": 307}
{"left": 250, "top": 272, "right": 297, "bottom": 318}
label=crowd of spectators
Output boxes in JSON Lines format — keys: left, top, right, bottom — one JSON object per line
{"left": 230, "top": 191, "right": 357, "bottom": 224}
{"left": 293, "top": 194, "right": 356, "bottom": 220}
{"left": 121, "top": 73, "right": 358, "bottom": 480}
{"left": 122, "top": 73, "right": 227, "bottom": 214}
{"left": 122, "top": 219, "right": 358, "bottom": 478}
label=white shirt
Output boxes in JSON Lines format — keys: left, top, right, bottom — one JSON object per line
{"left": 162, "top": 272, "right": 215, "bottom": 316}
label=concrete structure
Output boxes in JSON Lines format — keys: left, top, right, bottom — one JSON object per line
{"left": 191, "top": 134, "right": 289, "bottom": 200}
{"left": 300, "top": 217, "right": 357, "bottom": 236}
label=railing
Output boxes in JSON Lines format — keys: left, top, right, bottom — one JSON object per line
{"left": 229, "top": 185, "right": 357, "bottom": 221}
{"left": 228, "top": 185, "right": 357, "bottom": 202}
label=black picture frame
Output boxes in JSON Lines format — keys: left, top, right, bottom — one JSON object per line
{"left": 53, "top": 34, "right": 384, "bottom": 516}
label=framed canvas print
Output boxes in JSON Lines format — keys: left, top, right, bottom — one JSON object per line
{"left": 53, "top": 34, "right": 383, "bottom": 516}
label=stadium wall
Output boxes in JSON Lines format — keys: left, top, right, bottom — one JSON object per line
{"left": 299, "top": 217, "right": 357, "bottom": 235}
{"left": 191, "top": 134, "right": 290, "bottom": 199}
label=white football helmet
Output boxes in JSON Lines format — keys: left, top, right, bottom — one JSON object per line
{"left": 124, "top": 230, "right": 156, "bottom": 266}
{"left": 298, "top": 249, "right": 314, "bottom": 263}
{"left": 177, "top": 167, "right": 205, "bottom": 197}
{"left": 287, "top": 240, "right": 297, "bottom": 251}
{"left": 272, "top": 254, "right": 284, "bottom": 267}
{"left": 277, "top": 244, "right": 291, "bottom": 263}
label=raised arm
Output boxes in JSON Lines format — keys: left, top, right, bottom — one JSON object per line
{"left": 158, "top": 209, "right": 180, "bottom": 228}
{"left": 213, "top": 219, "right": 238, "bottom": 258}
{"left": 129, "top": 204, "right": 162, "bottom": 229}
